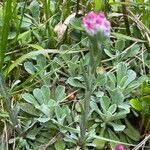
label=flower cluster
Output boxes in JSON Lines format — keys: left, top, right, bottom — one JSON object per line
{"left": 83, "top": 11, "right": 110, "bottom": 37}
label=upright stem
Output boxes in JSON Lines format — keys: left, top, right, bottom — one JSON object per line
{"left": 79, "top": 40, "right": 101, "bottom": 148}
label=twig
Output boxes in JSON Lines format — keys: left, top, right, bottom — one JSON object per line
{"left": 132, "top": 134, "right": 150, "bottom": 150}
{"left": 37, "top": 132, "right": 62, "bottom": 150}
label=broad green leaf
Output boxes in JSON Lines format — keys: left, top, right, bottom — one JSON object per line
{"left": 54, "top": 140, "right": 66, "bottom": 150}
{"left": 130, "top": 99, "right": 143, "bottom": 111}
{"left": 94, "top": 0, "right": 102, "bottom": 11}
{"left": 141, "top": 81, "right": 150, "bottom": 95}
{"left": 75, "top": 101, "right": 82, "bottom": 112}
{"left": 141, "top": 96, "right": 150, "bottom": 105}
{"left": 93, "top": 138, "right": 105, "bottom": 149}
{"left": 115, "top": 39, "right": 125, "bottom": 51}
{"left": 119, "top": 76, "right": 128, "bottom": 88}
{"left": 124, "top": 120, "right": 140, "bottom": 141}
{"left": 37, "top": 117, "right": 50, "bottom": 123}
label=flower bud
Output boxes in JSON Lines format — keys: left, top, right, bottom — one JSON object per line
{"left": 83, "top": 11, "right": 110, "bottom": 37}
{"left": 115, "top": 144, "right": 126, "bottom": 150}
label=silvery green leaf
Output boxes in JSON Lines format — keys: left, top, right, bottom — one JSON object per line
{"left": 90, "top": 101, "right": 104, "bottom": 119}
{"left": 41, "top": 85, "right": 50, "bottom": 104}
{"left": 11, "top": 80, "right": 21, "bottom": 90}
{"left": 96, "top": 74, "right": 107, "bottom": 87}
{"left": 107, "top": 72, "right": 116, "bottom": 88}
{"left": 90, "top": 101, "right": 100, "bottom": 113}
{"left": 94, "top": 91, "right": 104, "bottom": 98}
{"left": 26, "top": 128, "right": 38, "bottom": 140}
{"left": 116, "top": 62, "right": 127, "bottom": 84}
{"left": 62, "top": 105, "right": 70, "bottom": 116}
{"left": 55, "top": 106, "right": 62, "bottom": 119}
{"left": 21, "top": 17, "right": 32, "bottom": 28}
{"left": 124, "top": 81, "right": 139, "bottom": 95}
{"left": 123, "top": 70, "right": 136, "bottom": 88}
{"left": 54, "top": 85, "right": 65, "bottom": 102}
{"left": 19, "top": 103, "right": 39, "bottom": 116}
{"left": 119, "top": 76, "right": 128, "bottom": 88}
{"left": 109, "top": 89, "right": 124, "bottom": 104}
{"left": 33, "top": 88, "right": 44, "bottom": 105}
{"left": 118, "top": 103, "right": 130, "bottom": 112}
{"left": 48, "top": 99, "right": 57, "bottom": 107}
{"left": 104, "top": 49, "right": 115, "bottom": 58}
{"left": 100, "top": 96, "right": 111, "bottom": 113}
{"left": 37, "top": 117, "right": 50, "bottom": 123}
{"left": 68, "top": 61, "right": 79, "bottom": 76}
{"left": 67, "top": 77, "right": 85, "bottom": 88}
{"left": 124, "top": 44, "right": 140, "bottom": 58}
{"left": 36, "top": 54, "right": 46, "bottom": 68}
{"left": 22, "top": 93, "right": 38, "bottom": 105}
{"left": 24, "top": 61, "right": 36, "bottom": 75}
{"left": 113, "top": 110, "right": 128, "bottom": 120}
{"left": 36, "top": 104, "right": 51, "bottom": 117}
{"left": 109, "top": 122, "right": 125, "bottom": 131}
{"left": 108, "top": 104, "right": 117, "bottom": 115}
{"left": 29, "top": 0, "right": 40, "bottom": 21}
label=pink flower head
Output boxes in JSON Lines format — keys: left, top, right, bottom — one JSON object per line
{"left": 115, "top": 144, "right": 126, "bottom": 150}
{"left": 83, "top": 11, "right": 110, "bottom": 37}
